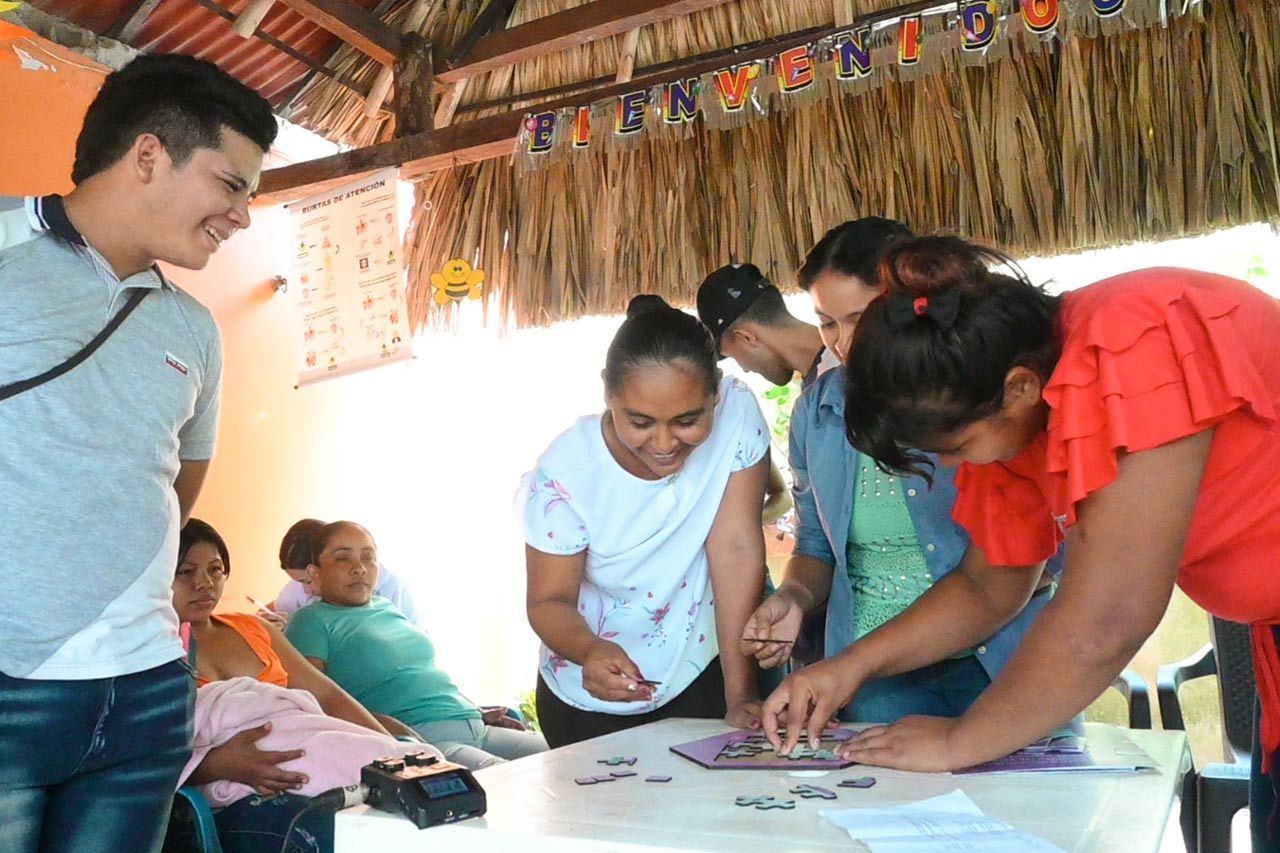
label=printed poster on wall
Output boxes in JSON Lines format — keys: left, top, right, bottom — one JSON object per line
{"left": 289, "top": 167, "right": 412, "bottom": 387}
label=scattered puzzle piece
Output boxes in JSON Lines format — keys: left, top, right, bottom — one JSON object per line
{"left": 838, "top": 776, "right": 877, "bottom": 789}
{"left": 645, "top": 775, "right": 672, "bottom": 783}
{"left": 756, "top": 800, "right": 796, "bottom": 810}
{"left": 733, "top": 795, "right": 797, "bottom": 810}
{"left": 592, "top": 775, "right": 617, "bottom": 783}
{"left": 609, "top": 770, "right": 637, "bottom": 778}
{"left": 789, "top": 784, "right": 837, "bottom": 800}
{"left": 597, "top": 756, "right": 638, "bottom": 766}
{"left": 574, "top": 777, "right": 598, "bottom": 785}
{"left": 735, "top": 795, "right": 775, "bottom": 807}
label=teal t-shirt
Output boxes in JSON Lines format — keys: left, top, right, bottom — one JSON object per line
{"left": 285, "top": 596, "right": 480, "bottom": 728}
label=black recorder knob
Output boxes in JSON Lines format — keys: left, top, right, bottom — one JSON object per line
{"left": 405, "top": 752, "right": 439, "bottom": 767}
{"left": 374, "top": 758, "right": 405, "bottom": 772}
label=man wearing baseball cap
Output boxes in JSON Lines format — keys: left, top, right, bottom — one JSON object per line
{"left": 696, "top": 263, "right": 836, "bottom": 389}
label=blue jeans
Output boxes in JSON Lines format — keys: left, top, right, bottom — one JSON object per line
{"left": 411, "top": 718, "right": 548, "bottom": 770}
{"left": 839, "top": 655, "right": 990, "bottom": 724}
{"left": 0, "top": 659, "right": 194, "bottom": 853}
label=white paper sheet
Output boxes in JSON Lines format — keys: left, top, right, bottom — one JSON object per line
{"left": 821, "top": 790, "right": 1063, "bottom": 852}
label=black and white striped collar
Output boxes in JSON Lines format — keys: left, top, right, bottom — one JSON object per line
{"left": 27, "top": 194, "right": 171, "bottom": 290}
{"left": 29, "top": 194, "right": 86, "bottom": 247}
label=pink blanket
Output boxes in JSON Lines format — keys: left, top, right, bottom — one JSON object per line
{"left": 179, "top": 676, "right": 438, "bottom": 807}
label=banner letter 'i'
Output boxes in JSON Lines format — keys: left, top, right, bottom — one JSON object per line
{"left": 898, "top": 15, "right": 922, "bottom": 66}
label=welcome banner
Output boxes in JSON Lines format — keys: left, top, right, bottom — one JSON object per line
{"left": 514, "top": 0, "right": 1196, "bottom": 170}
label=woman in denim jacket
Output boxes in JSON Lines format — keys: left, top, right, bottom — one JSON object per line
{"left": 743, "top": 218, "right": 1062, "bottom": 724}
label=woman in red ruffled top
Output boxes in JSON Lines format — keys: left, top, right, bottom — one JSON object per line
{"left": 759, "top": 235, "right": 1280, "bottom": 848}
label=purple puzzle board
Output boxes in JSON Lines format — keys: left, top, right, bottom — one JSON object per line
{"left": 955, "top": 734, "right": 1111, "bottom": 775}
{"left": 669, "top": 729, "right": 858, "bottom": 770}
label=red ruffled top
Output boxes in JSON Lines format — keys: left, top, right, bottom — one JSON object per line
{"left": 952, "top": 268, "right": 1280, "bottom": 765}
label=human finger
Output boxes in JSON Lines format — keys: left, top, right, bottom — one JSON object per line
{"left": 760, "top": 687, "right": 789, "bottom": 750}
{"left": 779, "top": 684, "right": 814, "bottom": 755}
{"left": 806, "top": 698, "right": 840, "bottom": 750}
{"left": 257, "top": 748, "right": 306, "bottom": 766}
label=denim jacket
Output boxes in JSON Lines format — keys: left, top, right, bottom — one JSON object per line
{"left": 789, "top": 367, "right": 1064, "bottom": 680}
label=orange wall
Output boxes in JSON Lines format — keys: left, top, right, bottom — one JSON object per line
{"left": 0, "top": 33, "right": 320, "bottom": 610}
{"left": 0, "top": 33, "right": 305, "bottom": 607}
{"left": 0, "top": 41, "right": 543, "bottom": 700}
{"left": 0, "top": 25, "right": 108, "bottom": 196}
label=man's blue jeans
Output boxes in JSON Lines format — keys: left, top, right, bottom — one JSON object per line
{"left": 0, "top": 659, "right": 194, "bottom": 853}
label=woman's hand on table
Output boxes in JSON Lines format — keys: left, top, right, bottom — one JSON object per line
{"left": 837, "top": 715, "right": 963, "bottom": 772}
{"left": 760, "top": 655, "right": 863, "bottom": 755}
{"left": 581, "top": 640, "right": 656, "bottom": 703}
{"left": 740, "top": 593, "right": 803, "bottom": 669}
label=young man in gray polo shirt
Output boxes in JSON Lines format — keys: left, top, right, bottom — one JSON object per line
{"left": 0, "top": 54, "right": 275, "bottom": 853}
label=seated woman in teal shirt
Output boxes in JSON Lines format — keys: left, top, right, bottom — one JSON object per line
{"left": 744, "top": 218, "right": 1063, "bottom": 723}
{"left": 285, "top": 521, "right": 548, "bottom": 769}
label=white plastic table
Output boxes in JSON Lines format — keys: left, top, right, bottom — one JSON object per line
{"left": 335, "top": 718, "right": 1191, "bottom": 852}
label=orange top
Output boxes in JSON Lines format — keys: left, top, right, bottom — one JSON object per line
{"left": 951, "top": 268, "right": 1280, "bottom": 762}
{"left": 196, "top": 613, "right": 290, "bottom": 689}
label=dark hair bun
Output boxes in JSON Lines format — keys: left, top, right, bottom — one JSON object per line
{"left": 626, "top": 294, "right": 670, "bottom": 318}
{"left": 881, "top": 236, "right": 1026, "bottom": 298}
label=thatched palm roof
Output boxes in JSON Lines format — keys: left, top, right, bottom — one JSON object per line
{"left": 283, "top": 0, "right": 1280, "bottom": 330}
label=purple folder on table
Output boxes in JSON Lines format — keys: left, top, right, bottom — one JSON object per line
{"left": 955, "top": 734, "right": 1156, "bottom": 775}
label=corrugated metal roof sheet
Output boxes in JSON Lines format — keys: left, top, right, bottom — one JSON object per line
{"left": 28, "top": 0, "right": 383, "bottom": 108}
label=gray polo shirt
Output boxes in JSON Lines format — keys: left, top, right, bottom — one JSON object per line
{"left": 0, "top": 195, "right": 222, "bottom": 678}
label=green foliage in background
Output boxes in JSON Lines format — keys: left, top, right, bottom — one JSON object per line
{"left": 517, "top": 688, "right": 540, "bottom": 733}
{"left": 1245, "top": 252, "right": 1270, "bottom": 287}
{"left": 761, "top": 378, "right": 802, "bottom": 445}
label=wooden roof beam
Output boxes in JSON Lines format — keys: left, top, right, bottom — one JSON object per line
{"left": 445, "top": 0, "right": 518, "bottom": 68}
{"left": 833, "top": 0, "right": 854, "bottom": 28}
{"left": 615, "top": 28, "right": 641, "bottom": 83}
{"left": 274, "top": 0, "right": 402, "bottom": 66}
{"left": 362, "top": 0, "right": 432, "bottom": 117}
{"left": 232, "top": 0, "right": 278, "bottom": 37}
{"left": 434, "top": 0, "right": 735, "bottom": 85}
{"left": 433, "top": 0, "right": 517, "bottom": 129}
{"left": 104, "top": 0, "right": 164, "bottom": 42}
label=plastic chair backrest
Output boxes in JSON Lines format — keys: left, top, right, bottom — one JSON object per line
{"left": 1210, "top": 617, "right": 1254, "bottom": 764}
{"left": 173, "top": 787, "right": 223, "bottom": 853}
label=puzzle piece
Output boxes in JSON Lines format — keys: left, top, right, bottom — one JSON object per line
{"left": 672, "top": 727, "right": 857, "bottom": 770}
{"left": 789, "top": 784, "right": 837, "bottom": 800}
{"left": 838, "top": 776, "right": 877, "bottom": 789}
{"left": 609, "top": 770, "right": 637, "bottom": 778}
{"left": 574, "top": 776, "right": 598, "bottom": 785}
{"left": 784, "top": 745, "right": 839, "bottom": 761}
{"left": 645, "top": 775, "right": 672, "bottom": 783}
{"left": 719, "top": 745, "right": 767, "bottom": 759}
{"left": 592, "top": 775, "right": 618, "bottom": 783}
{"left": 734, "top": 795, "right": 797, "bottom": 811}
{"left": 735, "top": 795, "right": 775, "bottom": 807}
{"left": 756, "top": 800, "right": 796, "bottom": 810}
{"left": 597, "top": 756, "right": 638, "bottom": 766}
